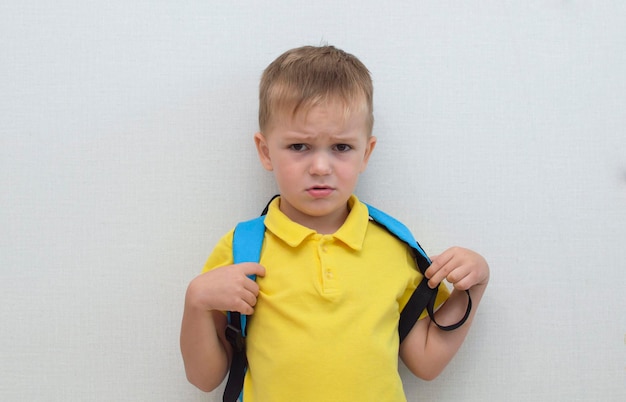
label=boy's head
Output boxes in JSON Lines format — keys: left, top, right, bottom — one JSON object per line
{"left": 258, "top": 45, "right": 374, "bottom": 136}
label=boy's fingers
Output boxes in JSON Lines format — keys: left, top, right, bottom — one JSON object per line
{"left": 426, "top": 252, "right": 452, "bottom": 278}
{"left": 426, "top": 265, "right": 446, "bottom": 288}
{"left": 447, "top": 265, "right": 470, "bottom": 286}
{"left": 427, "top": 249, "right": 464, "bottom": 288}
{"left": 239, "top": 262, "right": 266, "bottom": 277}
{"left": 240, "top": 288, "right": 259, "bottom": 309}
{"left": 237, "top": 263, "right": 265, "bottom": 303}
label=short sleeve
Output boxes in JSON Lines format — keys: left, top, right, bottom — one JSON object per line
{"left": 201, "top": 229, "right": 235, "bottom": 273}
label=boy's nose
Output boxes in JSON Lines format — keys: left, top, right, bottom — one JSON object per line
{"left": 309, "top": 151, "right": 332, "bottom": 175}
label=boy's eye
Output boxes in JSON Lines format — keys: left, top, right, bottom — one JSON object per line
{"left": 289, "top": 144, "right": 308, "bottom": 152}
{"left": 334, "top": 144, "right": 352, "bottom": 152}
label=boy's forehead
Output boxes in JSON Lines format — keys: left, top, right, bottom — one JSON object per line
{"left": 269, "top": 97, "right": 370, "bottom": 129}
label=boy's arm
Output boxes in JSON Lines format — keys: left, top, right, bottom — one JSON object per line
{"left": 399, "top": 247, "right": 489, "bottom": 380}
{"left": 180, "top": 302, "right": 231, "bottom": 392}
{"left": 180, "top": 263, "right": 265, "bottom": 392}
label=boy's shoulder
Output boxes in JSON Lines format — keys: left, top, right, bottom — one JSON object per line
{"left": 364, "top": 203, "right": 429, "bottom": 261}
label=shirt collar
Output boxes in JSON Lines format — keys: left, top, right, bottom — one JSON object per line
{"left": 264, "top": 195, "right": 368, "bottom": 251}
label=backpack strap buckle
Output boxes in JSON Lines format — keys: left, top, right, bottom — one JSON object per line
{"left": 225, "top": 323, "right": 245, "bottom": 352}
{"left": 224, "top": 318, "right": 248, "bottom": 402}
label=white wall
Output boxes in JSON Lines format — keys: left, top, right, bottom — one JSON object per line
{"left": 1, "top": 1, "right": 625, "bottom": 401}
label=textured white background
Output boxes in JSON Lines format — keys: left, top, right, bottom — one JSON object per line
{"left": 1, "top": 1, "right": 625, "bottom": 401}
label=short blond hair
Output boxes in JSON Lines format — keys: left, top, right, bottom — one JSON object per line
{"left": 259, "top": 45, "right": 374, "bottom": 135}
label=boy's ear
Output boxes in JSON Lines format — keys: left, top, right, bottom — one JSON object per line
{"left": 254, "top": 132, "right": 273, "bottom": 171}
{"left": 360, "top": 135, "right": 377, "bottom": 173}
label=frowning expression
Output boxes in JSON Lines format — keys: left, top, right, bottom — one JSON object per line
{"left": 254, "top": 100, "right": 376, "bottom": 233}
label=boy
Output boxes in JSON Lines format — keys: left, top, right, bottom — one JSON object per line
{"left": 180, "top": 45, "right": 489, "bottom": 401}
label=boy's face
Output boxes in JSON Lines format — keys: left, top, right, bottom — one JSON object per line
{"left": 254, "top": 100, "right": 376, "bottom": 233}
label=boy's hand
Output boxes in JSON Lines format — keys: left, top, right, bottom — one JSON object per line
{"left": 186, "top": 263, "right": 266, "bottom": 315}
{"left": 425, "top": 247, "right": 489, "bottom": 290}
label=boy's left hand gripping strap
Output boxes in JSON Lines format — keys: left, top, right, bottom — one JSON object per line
{"left": 398, "top": 246, "right": 472, "bottom": 343}
{"left": 365, "top": 204, "right": 472, "bottom": 340}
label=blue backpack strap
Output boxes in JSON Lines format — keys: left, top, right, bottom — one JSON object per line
{"left": 233, "top": 216, "right": 266, "bottom": 265}
{"left": 230, "top": 215, "right": 266, "bottom": 335}
{"left": 224, "top": 215, "right": 266, "bottom": 402}
{"left": 224, "top": 195, "right": 278, "bottom": 402}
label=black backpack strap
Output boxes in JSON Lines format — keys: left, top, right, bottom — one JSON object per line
{"left": 223, "top": 311, "right": 246, "bottom": 402}
{"left": 398, "top": 279, "right": 433, "bottom": 343}
{"left": 398, "top": 281, "right": 472, "bottom": 342}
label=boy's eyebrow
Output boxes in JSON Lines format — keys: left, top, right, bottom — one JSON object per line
{"left": 279, "top": 131, "right": 315, "bottom": 140}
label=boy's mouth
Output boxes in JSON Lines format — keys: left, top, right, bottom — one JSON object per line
{"left": 308, "top": 184, "right": 333, "bottom": 190}
{"left": 307, "top": 185, "right": 334, "bottom": 198}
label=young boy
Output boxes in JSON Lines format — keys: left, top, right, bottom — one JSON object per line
{"left": 181, "top": 45, "right": 489, "bottom": 401}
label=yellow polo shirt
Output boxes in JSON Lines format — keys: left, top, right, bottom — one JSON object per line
{"left": 203, "top": 195, "right": 449, "bottom": 402}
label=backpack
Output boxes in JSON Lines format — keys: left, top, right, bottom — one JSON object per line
{"left": 223, "top": 197, "right": 471, "bottom": 402}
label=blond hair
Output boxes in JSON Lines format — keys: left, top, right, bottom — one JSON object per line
{"left": 258, "top": 45, "right": 374, "bottom": 135}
